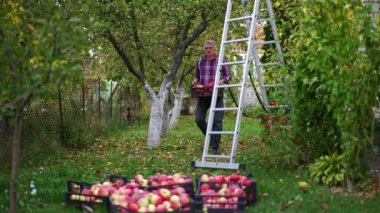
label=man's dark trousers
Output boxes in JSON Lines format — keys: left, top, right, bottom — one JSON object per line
{"left": 195, "top": 96, "right": 224, "bottom": 152}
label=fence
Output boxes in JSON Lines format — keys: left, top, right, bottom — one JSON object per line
{"left": 0, "top": 78, "right": 145, "bottom": 169}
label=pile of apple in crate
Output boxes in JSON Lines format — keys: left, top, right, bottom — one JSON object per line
{"left": 65, "top": 172, "right": 257, "bottom": 212}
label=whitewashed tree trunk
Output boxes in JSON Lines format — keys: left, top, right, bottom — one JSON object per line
{"left": 148, "top": 97, "right": 164, "bottom": 149}
{"left": 145, "top": 80, "right": 171, "bottom": 149}
{"left": 169, "top": 87, "right": 185, "bottom": 129}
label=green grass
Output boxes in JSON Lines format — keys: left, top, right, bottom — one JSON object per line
{"left": 0, "top": 115, "right": 379, "bottom": 212}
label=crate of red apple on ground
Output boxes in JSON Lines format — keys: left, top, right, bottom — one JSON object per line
{"left": 193, "top": 181, "right": 246, "bottom": 213}
{"left": 109, "top": 185, "right": 192, "bottom": 213}
{"left": 65, "top": 175, "right": 129, "bottom": 208}
{"left": 197, "top": 173, "right": 257, "bottom": 205}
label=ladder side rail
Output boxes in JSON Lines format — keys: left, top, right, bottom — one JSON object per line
{"left": 252, "top": 47, "right": 269, "bottom": 106}
{"left": 201, "top": 0, "right": 234, "bottom": 163}
{"left": 266, "top": 0, "right": 284, "bottom": 64}
{"left": 230, "top": 0, "right": 262, "bottom": 163}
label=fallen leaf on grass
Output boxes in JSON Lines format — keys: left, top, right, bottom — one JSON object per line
{"left": 260, "top": 192, "right": 268, "bottom": 199}
{"left": 279, "top": 203, "right": 289, "bottom": 211}
{"left": 320, "top": 203, "right": 329, "bottom": 210}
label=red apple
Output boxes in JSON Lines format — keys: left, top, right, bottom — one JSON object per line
{"left": 151, "top": 181, "right": 160, "bottom": 187}
{"left": 179, "top": 194, "right": 190, "bottom": 206}
{"left": 200, "top": 174, "right": 210, "bottom": 182}
{"left": 128, "top": 203, "right": 139, "bottom": 212}
{"left": 200, "top": 183, "right": 210, "bottom": 192}
{"left": 158, "top": 188, "right": 171, "bottom": 200}
{"left": 229, "top": 173, "right": 240, "bottom": 182}
{"left": 137, "top": 197, "right": 149, "bottom": 208}
{"left": 149, "top": 193, "right": 163, "bottom": 205}
{"left": 162, "top": 201, "right": 171, "bottom": 209}
{"left": 98, "top": 187, "right": 109, "bottom": 196}
{"left": 229, "top": 197, "right": 238, "bottom": 203}
{"left": 160, "top": 180, "right": 169, "bottom": 186}
{"left": 81, "top": 189, "right": 92, "bottom": 195}
{"left": 147, "top": 204, "right": 156, "bottom": 212}
{"left": 156, "top": 204, "right": 167, "bottom": 212}
{"left": 170, "top": 194, "right": 180, "bottom": 203}
{"left": 112, "top": 179, "right": 124, "bottom": 189}
{"left": 233, "top": 188, "right": 244, "bottom": 196}
{"left": 215, "top": 175, "right": 226, "bottom": 183}
{"left": 138, "top": 206, "right": 147, "bottom": 212}
{"left": 90, "top": 183, "right": 101, "bottom": 195}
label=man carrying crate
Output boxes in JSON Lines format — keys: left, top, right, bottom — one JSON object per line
{"left": 192, "top": 39, "right": 231, "bottom": 155}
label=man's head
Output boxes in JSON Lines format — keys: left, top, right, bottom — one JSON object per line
{"left": 204, "top": 40, "right": 217, "bottom": 58}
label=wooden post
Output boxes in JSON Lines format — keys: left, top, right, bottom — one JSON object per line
{"left": 58, "top": 83, "right": 64, "bottom": 144}
{"left": 98, "top": 77, "right": 101, "bottom": 122}
{"left": 110, "top": 81, "right": 113, "bottom": 119}
{"left": 82, "top": 78, "right": 85, "bottom": 122}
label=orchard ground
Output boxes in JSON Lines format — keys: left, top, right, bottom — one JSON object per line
{"left": 0, "top": 115, "right": 379, "bottom": 212}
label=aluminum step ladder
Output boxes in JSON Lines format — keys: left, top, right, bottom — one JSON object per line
{"left": 246, "top": 0, "right": 285, "bottom": 110}
{"left": 192, "top": 0, "right": 284, "bottom": 169}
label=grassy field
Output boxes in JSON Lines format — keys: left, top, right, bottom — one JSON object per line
{"left": 0, "top": 115, "right": 379, "bottom": 212}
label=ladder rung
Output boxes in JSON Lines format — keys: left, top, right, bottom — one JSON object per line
{"left": 192, "top": 161, "right": 242, "bottom": 170}
{"left": 205, "top": 154, "right": 231, "bottom": 159}
{"left": 227, "top": 15, "right": 253, "bottom": 22}
{"left": 258, "top": 62, "right": 281, "bottom": 67}
{"left": 213, "top": 107, "right": 239, "bottom": 111}
{"left": 221, "top": 60, "right": 245, "bottom": 66}
{"left": 262, "top": 84, "right": 283, "bottom": 88}
{"left": 216, "top": 83, "right": 243, "bottom": 88}
{"left": 209, "top": 131, "right": 235, "bottom": 135}
{"left": 254, "top": 40, "right": 276, "bottom": 45}
{"left": 257, "top": 18, "right": 269, "bottom": 23}
{"left": 224, "top": 38, "right": 249, "bottom": 44}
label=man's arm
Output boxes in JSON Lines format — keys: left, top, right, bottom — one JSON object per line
{"left": 220, "top": 59, "right": 231, "bottom": 84}
{"left": 193, "top": 58, "right": 201, "bottom": 86}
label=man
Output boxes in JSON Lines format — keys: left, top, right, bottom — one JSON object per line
{"left": 192, "top": 39, "right": 231, "bottom": 154}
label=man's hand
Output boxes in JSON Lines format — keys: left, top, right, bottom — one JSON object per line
{"left": 220, "top": 79, "right": 225, "bottom": 85}
{"left": 192, "top": 79, "right": 198, "bottom": 86}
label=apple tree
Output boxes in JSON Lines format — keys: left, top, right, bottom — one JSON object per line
{"left": 0, "top": 1, "right": 91, "bottom": 211}
{"left": 90, "top": 0, "right": 226, "bottom": 148}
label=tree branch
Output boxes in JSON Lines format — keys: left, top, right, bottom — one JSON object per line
{"left": 130, "top": 5, "right": 145, "bottom": 74}
{"left": 105, "top": 30, "right": 146, "bottom": 85}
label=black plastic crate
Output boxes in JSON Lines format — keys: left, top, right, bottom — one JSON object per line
{"left": 245, "top": 174, "right": 257, "bottom": 205}
{"left": 108, "top": 188, "right": 193, "bottom": 213}
{"left": 65, "top": 175, "right": 128, "bottom": 208}
{"left": 196, "top": 173, "right": 257, "bottom": 205}
{"left": 193, "top": 181, "right": 246, "bottom": 213}
{"left": 108, "top": 202, "right": 193, "bottom": 213}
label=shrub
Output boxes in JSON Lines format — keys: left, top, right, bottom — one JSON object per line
{"left": 309, "top": 153, "right": 345, "bottom": 186}
{"left": 61, "top": 120, "right": 95, "bottom": 149}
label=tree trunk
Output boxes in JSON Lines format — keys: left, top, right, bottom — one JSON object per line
{"left": 10, "top": 111, "right": 22, "bottom": 213}
{"left": 169, "top": 87, "right": 185, "bottom": 129}
{"left": 148, "top": 97, "right": 164, "bottom": 149}
{"left": 146, "top": 79, "right": 171, "bottom": 148}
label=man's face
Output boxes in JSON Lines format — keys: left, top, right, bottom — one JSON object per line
{"left": 204, "top": 44, "right": 216, "bottom": 58}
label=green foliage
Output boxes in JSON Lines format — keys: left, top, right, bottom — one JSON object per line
{"left": 309, "top": 153, "right": 345, "bottom": 186}
{"left": 258, "top": 108, "right": 299, "bottom": 169}
{"left": 0, "top": 1, "right": 90, "bottom": 115}
{"left": 290, "top": 0, "right": 380, "bottom": 184}
{"left": 61, "top": 120, "right": 95, "bottom": 149}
